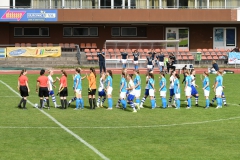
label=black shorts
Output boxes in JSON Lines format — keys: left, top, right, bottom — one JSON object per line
{"left": 88, "top": 89, "right": 96, "bottom": 95}
{"left": 20, "top": 86, "right": 29, "bottom": 97}
{"left": 39, "top": 87, "right": 49, "bottom": 97}
{"left": 60, "top": 87, "right": 68, "bottom": 97}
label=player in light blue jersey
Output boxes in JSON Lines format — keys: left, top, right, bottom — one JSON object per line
{"left": 202, "top": 71, "right": 210, "bottom": 108}
{"left": 159, "top": 72, "right": 167, "bottom": 108}
{"left": 214, "top": 70, "right": 223, "bottom": 109}
{"left": 174, "top": 74, "right": 181, "bottom": 109}
{"left": 97, "top": 72, "right": 106, "bottom": 108}
{"left": 148, "top": 73, "right": 156, "bottom": 109}
{"left": 134, "top": 70, "right": 141, "bottom": 109}
{"left": 184, "top": 71, "right": 192, "bottom": 109}
{"left": 73, "top": 68, "right": 87, "bottom": 110}
{"left": 116, "top": 72, "right": 127, "bottom": 109}
{"left": 105, "top": 70, "right": 113, "bottom": 110}
{"left": 210, "top": 92, "right": 227, "bottom": 106}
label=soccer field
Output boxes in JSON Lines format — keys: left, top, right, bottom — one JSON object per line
{"left": 0, "top": 73, "right": 240, "bottom": 160}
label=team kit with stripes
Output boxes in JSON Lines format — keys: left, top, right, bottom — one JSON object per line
{"left": 17, "top": 67, "right": 226, "bottom": 112}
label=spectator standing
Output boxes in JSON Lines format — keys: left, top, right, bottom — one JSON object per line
{"left": 97, "top": 49, "right": 106, "bottom": 73}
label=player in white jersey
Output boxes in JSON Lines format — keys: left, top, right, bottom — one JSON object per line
{"left": 97, "top": 72, "right": 106, "bottom": 107}
{"left": 43, "top": 70, "right": 60, "bottom": 108}
{"left": 126, "top": 74, "right": 137, "bottom": 112}
{"left": 190, "top": 69, "right": 199, "bottom": 106}
{"left": 168, "top": 70, "right": 176, "bottom": 107}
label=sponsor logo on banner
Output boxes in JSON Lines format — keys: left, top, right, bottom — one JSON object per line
{"left": 228, "top": 52, "right": 240, "bottom": 64}
{"left": 7, "top": 47, "right": 61, "bottom": 58}
{"left": 1, "top": 10, "right": 26, "bottom": 21}
{"left": 9, "top": 49, "right": 27, "bottom": 56}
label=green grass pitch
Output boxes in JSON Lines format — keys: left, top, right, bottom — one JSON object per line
{"left": 0, "top": 73, "right": 240, "bottom": 160}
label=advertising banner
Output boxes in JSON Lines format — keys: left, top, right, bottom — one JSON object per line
{"left": 7, "top": 47, "right": 61, "bottom": 58}
{"left": 0, "top": 9, "right": 57, "bottom": 21}
{"left": 0, "top": 48, "right": 6, "bottom": 58}
{"left": 228, "top": 52, "right": 240, "bottom": 64}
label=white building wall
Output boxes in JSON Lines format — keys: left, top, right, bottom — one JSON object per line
{"left": 0, "top": 0, "right": 10, "bottom": 8}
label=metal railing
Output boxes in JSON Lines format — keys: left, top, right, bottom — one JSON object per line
{"left": 1, "top": 5, "right": 240, "bottom": 9}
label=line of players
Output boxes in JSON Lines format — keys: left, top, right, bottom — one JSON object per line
{"left": 17, "top": 67, "right": 226, "bottom": 111}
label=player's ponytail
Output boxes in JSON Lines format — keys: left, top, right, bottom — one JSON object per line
{"left": 122, "top": 72, "right": 126, "bottom": 78}
{"left": 19, "top": 69, "right": 26, "bottom": 77}
{"left": 61, "top": 70, "right": 67, "bottom": 77}
{"left": 90, "top": 67, "right": 96, "bottom": 78}
{"left": 128, "top": 74, "right": 133, "bottom": 79}
{"left": 135, "top": 69, "right": 139, "bottom": 74}
{"left": 160, "top": 72, "right": 165, "bottom": 77}
{"left": 107, "top": 70, "right": 113, "bottom": 79}
{"left": 175, "top": 74, "right": 180, "bottom": 80}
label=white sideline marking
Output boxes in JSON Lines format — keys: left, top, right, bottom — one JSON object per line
{"left": 0, "top": 80, "right": 110, "bottom": 160}
{"left": 1, "top": 116, "right": 240, "bottom": 129}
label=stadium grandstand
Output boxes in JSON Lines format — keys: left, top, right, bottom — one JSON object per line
{"left": 0, "top": 0, "right": 239, "bottom": 68}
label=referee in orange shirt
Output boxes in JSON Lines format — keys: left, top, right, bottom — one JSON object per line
{"left": 36, "top": 69, "right": 50, "bottom": 110}
{"left": 17, "top": 69, "right": 30, "bottom": 109}
{"left": 59, "top": 70, "right": 68, "bottom": 109}
{"left": 87, "top": 67, "right": 97, "bottom": 109}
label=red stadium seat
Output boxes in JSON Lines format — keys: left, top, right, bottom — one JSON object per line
{"left": 20, "top": 43, "right": 25, "bottom": 47}
{"left": 26, "top": 43, "right": 31, "bottom": 47}
{"left": 84, "top": 49, "right": 90, "bottom": 53}
{"left": 48, "top": 43, "right": 53, "bottom": 47}
{"left": 15, "top": 43, "right": 20, "bottom": 47}
{"left": 86, "top": 43, "right": 91, "bottom": 48}
{"left": 80, "top": 43, "right": 86, "bottom": 49}
{"left": 92, "top": 43, "right": 97, "bottom": 49}
{"left": 212, "top": 56, "right": 218, "bottom": 60}
{"left": 90, "top": 49, "right": 96, "bottom": 53}
{"left": 182, "top": 56, "right": 188, "bottom": 60}
{"left": 37, "top": 43, "right": 42, "bottom": 47}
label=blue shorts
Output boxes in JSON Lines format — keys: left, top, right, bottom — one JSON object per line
{"left": 127, "top": 94, "right": 135, "bottom": 101}
{"left": 191, "top": 85, "right": 198, "bottom": 95}
{"left": 222, "top": 92, "right": 225, "bottom": 96}
{"left": 169, "top": 89, "right": 174, "bottom": 96}
{"left": 98, "top": 90, "right": 106, "bottom": 97}
{"left": 144, "top": 89, "right": 149, "bottom": 96}
{"left": 49, "top": 90, "right": 54, "bottom": 96}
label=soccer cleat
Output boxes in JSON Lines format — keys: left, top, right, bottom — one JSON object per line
{"left": 68, "top": 103, "right": 71, "bottom": 107}
{"left": 216, "top": 106, "right": 222, "bottom": 109}
{"left": 184, "top": 100, "right": 187, "bottom": 103}
{"left": 22, "top": 107, "right": 27, "bottom": 110}
{"left": 48, "top": 107, "right": 50, "bottom": 110}
{"left": 172, "top": 104, "right": 176, "bottom": 108}
{"left": 136, "top": 103, "right": 140, "bottom": 110}
{"left": 195, "top": 104, "right": 199, "bottom": 107}
{"left": 139, "top": 103, "right": 143, "bottom": 108}
{"left": 106, "top": 108, "right": 112, "bottom": 110}
{"left": 151, "top": 107, "right": 155, "bottom": 109}
{"left": 97, "top": 102, "right": 100, "bottom": 108}
{"left": 209, "top": 103, "right": 213, "bottom": 106}
{"left": 100, "top": 102, "right": 103, "bottom": 108}
{"left": 175, "top": 107, "right": 180, "bottom": 109}
{"left": 18, "top": 105, "right": 22, "bottom": 108}
{"left": 73, "top": 108, "right": 79, "bottom": 110}
{"left": 168, "top": 104, "right": 172, "bottom": 108}
{"left": 224, "top": 104, "right": 227, "bottom": 106}
{"left": 116, "top": 104, "right": 120, "bottom": 108}
{"left": 205, "top": 106, "right": 209, "bottom": 109}
{"left": 186, "top": 107, "right": 191, "bottom": 109}
{"left": 133, "top": 110, "right": 137, "bottom": 113}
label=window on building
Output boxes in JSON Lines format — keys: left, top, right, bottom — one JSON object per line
{"left": 112, "top": 27, "right": 146, "bottom": 37}
{"left": 64, "top": 27, "right": 98, "bottom": 36}
{"left": 166, "top": 27, "right": 189, "bottom": 49}
{"left": 213, "top": 27, "right": 236, "bottom": 49}
{"left": 121, "top": 27, "right": 137, "bottom": 36}
{"left": 63, "top": 27, "right": 72, "bottom": 36}
{"left": 112, "top": 27, "right": 120, "bottom": 36}
{"left": 14, "top": 27, "right": 49, "bottom": 36}
{"left": 10, "top": 0, "right": 31, "bottom": 8}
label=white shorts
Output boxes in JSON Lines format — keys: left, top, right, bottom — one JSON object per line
{"left": 160, "top": 91, "right": 166, "bottom": 97}
{"left": 216, "top": 86, "right": 223, "bottom": 96}
{"left": 122, "top": 59, "right": 127, "bottom": 64}
{"left": 159, "top": 62, "right": 164, "bottom": 66}
{"left": 185, "top": 86, "right": 192, "bottom": 97}
{"left": 175, "top": 93, "right": 180, "bottom": 99}
{"left": 75, "top": 89, "right": 81, "bottom": 95}
{"left": 149, "top": 89, "right": 155, "bottom": 97}
{"left": 135, "top": 89, "right": 141, "bottom": 97}
{"left": 204, "top": 90, "right": 210, "bottom": 97}
{"left": 107, "top": 87, "right": 113, "bottom": 95}
{"left": 133, "top": 61, "right": 138, "bottom": 64}
{"left": 147, "top": 65, "right": 153, "bottom": 69}
{"left": 120, "top": 92, "right": 126, "bottom": 99}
